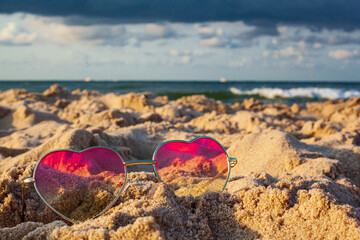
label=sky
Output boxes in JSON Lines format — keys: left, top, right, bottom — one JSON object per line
{"left": 0, "top": 1, "right": 360, "bottom": 81}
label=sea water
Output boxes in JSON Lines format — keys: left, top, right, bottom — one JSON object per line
{"left": 0, "top": 80, "right": 359, "bottom": 105}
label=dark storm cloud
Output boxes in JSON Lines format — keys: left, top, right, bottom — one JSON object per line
{"left": 239, "top": 26, "right": 279, "bottom": 40}
{"left": 303, "top": 34, "right": 360, "bottom": 46}
{"left": 265, "top": 28, "right": 360, "bottom": 50}
{"left": 1, "top": 0, "right": 360, "bottom": 30}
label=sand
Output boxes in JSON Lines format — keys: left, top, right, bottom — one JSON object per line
{"left": 0, "top": 84, "right": 360, "bottom": 239}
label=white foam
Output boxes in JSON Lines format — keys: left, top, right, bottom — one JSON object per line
{"left": 229, "top": 87, "right": 360, "bottom": 100}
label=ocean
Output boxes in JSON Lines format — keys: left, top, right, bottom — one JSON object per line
{"left": 1, "top": 80, "right": 360, "bottom": 105}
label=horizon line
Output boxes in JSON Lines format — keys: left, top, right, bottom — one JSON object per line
{"left": 0, "top": 79, "right": 360, "bottom": 83}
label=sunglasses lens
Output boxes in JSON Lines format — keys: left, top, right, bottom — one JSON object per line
{"left": 155, "top": 138, "right": 229, "bottom": 197}
{"left": 34, "top": 148, "right": 125, "bottom": 222}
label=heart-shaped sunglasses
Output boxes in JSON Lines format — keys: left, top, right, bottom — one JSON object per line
{"left": 21, "top": 136, "right": 237, "bottom": 224}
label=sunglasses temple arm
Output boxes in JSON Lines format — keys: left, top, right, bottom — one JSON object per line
{"left": 194, "top": 157, "right": 237, "bottom": 194}
{"left": 21, "top": 178, "right": 35, "bottom": 222}
{"left": 195, "top": 168, "right": 228, "bottom": 194}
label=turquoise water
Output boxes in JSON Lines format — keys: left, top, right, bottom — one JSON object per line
{"left": 1, "top": 80, "right": 360, "bottom": 105}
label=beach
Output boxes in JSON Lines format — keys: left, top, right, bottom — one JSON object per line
{"left": 0, "top": 84, "right": 360, "bottom": 239}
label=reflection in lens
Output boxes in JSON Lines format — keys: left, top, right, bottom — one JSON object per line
{"left": 155, "top": 138, "right": 229, "bottom": 197}
{"left": 34, "top": 148, "right": 125, "bottom": 222}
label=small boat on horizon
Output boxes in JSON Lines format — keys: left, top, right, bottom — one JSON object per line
{"left": 83, "top": 77, "right": 91, "bottom": 82}
{"left": 220, "top": 77, "right": 227, "bottom": 83}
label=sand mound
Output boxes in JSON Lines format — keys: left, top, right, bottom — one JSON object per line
{"left": 232, "top": 178, "right": 360, "bottom": 239}
{"left": 307, "top": 97, "right": 360, "bottom": 124}
{"left": 42, "top": 84, "right": 70, "bottom": 98}
{"left": 0, "top": 106, "right": 10, "bottom": 119}
{"left": 12, "top": 105, "right": 64, "bottom": 129}
{"left": 1, "top": 176, "right": 359, "bottom": 239}
{"left": 101, "top": 92, "right": 155, "bottom": 112}
{"left": 227, "top": 130, "right": 342, "bottom": 179}
{"left": 1, "top": 85, "right": 360, "bottom": 239}
{"left": 301, "top": 120, "right": 344, "bottom": 138}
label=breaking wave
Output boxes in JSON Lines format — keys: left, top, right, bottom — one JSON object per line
{"left": 229, "top": 87, "right": 360, "bottom": 100}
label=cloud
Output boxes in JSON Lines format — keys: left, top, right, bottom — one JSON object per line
{"left": 328, "top": 50, "right": 358, "bottom": 60}
{"left": 23, "top": 16, "right": 129, "bottom": 45}
{"left": 303, "top": 33, "right": 360, "bottom": 46}
{"left": 10, "top": 16, "right": 182, "bottom": 46}
{"left": 48, "top": 24, "right": 127, "bottom": 45}
{"left": 200, "top": 37, "right": 229, "bottom": 48}
{"left": 168, "top": 49, "right": 212, "bottom": 57}
{"left": 279, "top": 46, "right": 301, "bottom": 57}
{"left": 265, "top": 25, "right": 360, "bottom": 51}
{"left": 0, "top": 22, "right": 37, "bottom": 45}
{"left": 229, "top": 57, "right": 252, "bottom": 68}
{"left": 199, "top": 35, "right": 257, "bottom": 49}
{"left": 195, "top": 23, "right": 230, "bottom": 48}
{"left": 262, "top": 51, "right": 270, "bottom": 58}
{"left": 181, "top": 55, "right": 191, "bottom": 64}
{"left": 167, "top": 49, "right": 211, "bottom": 65}
{"left": 1, "top": 0, "right": 359, "bottom": 31}
{"left": 195, "top": 22, "right": 259, "bottom": 48}
{"left": 195, "top": 24, "right": 217, "bottom": 39}
{"left": 265, "top": 45, "right": 306, "bottom": 65}
{"left": 302, "top": 27, "right": 360, "bottom": 46}
{"left": 239, "top": 25, "right": 279, "bottom": 40}
{"left": 169, "top": 49, "right": 179, "bottom": 56}
{"left": 279, "top": 46, "right": 304, "bottom": 63}
{"left": 313, "top": 43, "right": 322, "bottom": 49}
{"left": 137, "top": 23, "right": 180, "bottom": 41}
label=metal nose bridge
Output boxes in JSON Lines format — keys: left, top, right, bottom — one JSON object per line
{"left": 123, "top": 159, "right": 161, "bottom": 185}
{"left": 124, "top": 160, "right": 156, "bottom": 167}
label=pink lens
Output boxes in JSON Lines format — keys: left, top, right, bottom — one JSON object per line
{"left": 154, "top": 137, "right": 229, "bottom": 197}
{"left": 34, "top": 147, "right": 125, "bottom": 222}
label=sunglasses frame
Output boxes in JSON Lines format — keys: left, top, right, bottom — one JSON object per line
{"left": 21, "top": 136, "right": 237, "bottom": 224}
